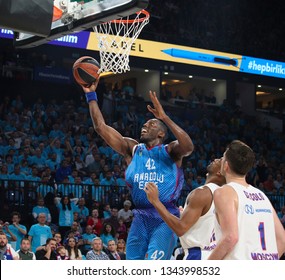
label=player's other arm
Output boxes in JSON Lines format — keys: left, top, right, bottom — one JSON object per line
{"left": 144, "top": 182, "right": 206, "bottom": 236}
{"left": 207, "top": 186, "right": 239, "bottom": 260}
{"left": 164, "top": 114, "right": 194, "bottom": 165}
{"left": 147, "top": 91, "right": 194, "bottom": 166}
{"left": 82, "top": 82, "right": 137, "bottom": 157}
{"left": 272, "top": 207, "right": 285, "bottom": 257}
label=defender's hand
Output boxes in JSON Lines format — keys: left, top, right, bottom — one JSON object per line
{"left": 144, "top": 182, "right": 159, "bottom": 204}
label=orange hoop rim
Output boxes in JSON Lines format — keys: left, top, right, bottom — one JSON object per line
{"left": 110, "top": 9, "right": 149, "bottom": 24}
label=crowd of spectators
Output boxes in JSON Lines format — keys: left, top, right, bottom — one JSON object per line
{"left": 0, "top": 1, "right": 284, "bottom": 261}
{"left": 0, "top": 73, "right": 285, "bottom": 259}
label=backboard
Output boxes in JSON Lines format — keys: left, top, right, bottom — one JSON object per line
{"left": 13, "top": 0, "right": 149, "bottom": 48}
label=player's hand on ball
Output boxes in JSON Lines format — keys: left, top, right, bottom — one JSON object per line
{"left": 81, "top": 79, "right": 100, "bottom": 94}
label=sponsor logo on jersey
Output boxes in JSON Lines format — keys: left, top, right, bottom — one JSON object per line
{"left": 134, "top": 172, "right": 164, "bottom": 189}
{"left": 255, "top": 208, "right": 272, "bottom": 213}
{"left": 244, "top": 204, "right": 254, "bottom": 214}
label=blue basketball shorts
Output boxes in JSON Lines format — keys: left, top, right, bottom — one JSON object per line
{"left": 126, "top": 209, "right": 178, "bottom": 260}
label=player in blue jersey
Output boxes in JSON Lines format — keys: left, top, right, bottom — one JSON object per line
{"left": 81, "top": 80, "right": 194, "bottom": 259}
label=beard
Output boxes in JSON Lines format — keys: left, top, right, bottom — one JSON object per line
{"left": 0, "top": 242, "right": 7, "bottom": 249}
{"left": 140, "top": 135, "right": 148, "bottom": 143}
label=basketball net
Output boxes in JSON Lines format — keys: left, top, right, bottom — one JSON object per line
{"left": 93, "top": 10, "right": 149, "bottom": 74}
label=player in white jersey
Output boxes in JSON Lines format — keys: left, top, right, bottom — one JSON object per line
{"left": 145, "top": 158, "right": 226, "bottom": 260}
{"left": 208, "top": 140, "right": 285, "bottom": 260}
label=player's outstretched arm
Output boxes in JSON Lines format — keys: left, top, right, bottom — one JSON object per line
{"left": 147, "top": 91, "right": 194, "bottom": 166}
{"left": 82, "top": 82, "right": 137, "bottom": 157}
{"left": 144, "top": 182, "right": 207, "bottom": 236}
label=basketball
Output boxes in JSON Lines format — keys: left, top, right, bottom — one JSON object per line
{"left": 72, "top": 56, "right": 100, "bottom": 87}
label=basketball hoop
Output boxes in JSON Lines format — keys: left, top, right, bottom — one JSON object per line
{"left": 93, "top": 9, "right": 150, "bottom": 74}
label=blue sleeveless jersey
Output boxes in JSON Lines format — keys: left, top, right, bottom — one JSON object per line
{"left": 125, "top": 143, "right": 184, "bottom": 209}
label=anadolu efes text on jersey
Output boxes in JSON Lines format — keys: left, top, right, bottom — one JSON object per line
{"left": 125, "top": 144, "right": 184, "bottom": 208}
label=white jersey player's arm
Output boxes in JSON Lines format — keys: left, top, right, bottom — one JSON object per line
{"left": 272, "top": 206, "right": 285, "bottom": 257}
{"left": 144, "top": 182, "right": 211, "bottom": 237}
{"left": 207, "top": 186, "right": 239, "bottom": 260}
